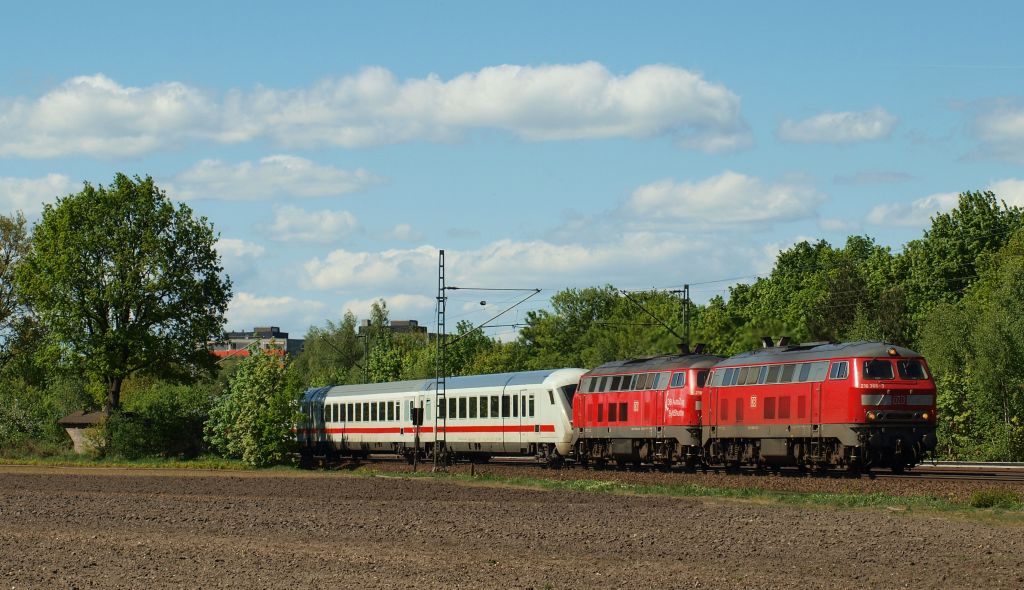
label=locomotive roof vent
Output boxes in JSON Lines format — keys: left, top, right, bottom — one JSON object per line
{"left": 693, "top": 343, "right": 706, "bottom": 355}
{"left": 761, "top": 336, "right": 774, "bottom": 348}
{"left": 777, "top": 336, "right": 791, "bottom": 347}
{"left": 678, "top": 342, "right": 690, "bottom": 355}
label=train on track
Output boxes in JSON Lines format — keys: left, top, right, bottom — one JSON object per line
{"left": 297, "top": 340, "right": 938, "bottom": 473}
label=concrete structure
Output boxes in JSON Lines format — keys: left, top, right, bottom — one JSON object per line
{"left": 58, "top": 411, "right": 105, "bottom": 454}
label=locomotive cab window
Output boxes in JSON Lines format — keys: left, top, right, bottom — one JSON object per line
{"left": 897, "top": 359, "right": 927, "bottom": 380}
{"left": 863, "top": 359, "right": 894, "bottom": 380}
{"left": 697, "top": 370, "right": 709, "bottom": 388}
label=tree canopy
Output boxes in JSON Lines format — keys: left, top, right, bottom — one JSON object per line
{"left": 15, "top": 174, "right": 231, "bottom": 413}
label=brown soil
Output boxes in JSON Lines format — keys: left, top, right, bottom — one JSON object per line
{"left": 1, "top": 465, "right": 1022, "bottom": 589}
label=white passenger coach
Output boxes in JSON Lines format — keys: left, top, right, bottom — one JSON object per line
{"left": 297, "top": 368, "right": 586, "bottom": 464}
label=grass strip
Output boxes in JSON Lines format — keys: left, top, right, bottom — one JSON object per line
{"left": 0, "top": 453, "right": 250, "bottom": 470}
{"left": 359, "top": 467, "right": 1024, "bottom": 517}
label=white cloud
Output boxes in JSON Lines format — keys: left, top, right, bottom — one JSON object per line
{"left": 866, "top": 192, "right": 959, "bottom": 227}
{"left": 626, "top": 171, "right": 825, "bottom": 224}
{"left": 225, "top": 292, "right": 327, "bottom": 333}
{"left": 304, "top": 245, "right": 439, "bottom": 291}
{"left": 778, "top": 108, "right": 897, "bottom": 143}
{"left": 1, "top": 64, "right": 749, "bottom": 157}
{"left": 0, "top": 174, "right": 74, "bottom": 215}
{"left": 818, "top": 218, "right": 861, "bottom": 232}
{"left": 988, "top": 178, "right": 1024, "bottom": 207}
{"left": 340, "top": 294, "right": 436, "bottom": 320}
{"left": 971, "top": 102, "right": 1024, "bottom": 162}
{"left": 302, "top": 233, "right": 714, "bottom": 295}
{"left": 216, "top": 238, "right": 266, "bottom": 286}
{"left": 866, "top": 178, "right": 1024, "bottom": 228}
{"left": 0, "top": 74, "right": 216, "bottom": 158}
{"left": 169, "top": 155, "right": 381, "bottom": 200}
{"left": 268, "top": 205, "right": 359, "bottom": 243}
{"left": 387, "top": 223, "right": 423, "bottom": 242}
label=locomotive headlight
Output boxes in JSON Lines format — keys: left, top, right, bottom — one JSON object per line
{"left": 866, "top": 411, "right": 877, "bottom": 421}
{"left": 921, "top": 411, "right": 930, "bottom": 421}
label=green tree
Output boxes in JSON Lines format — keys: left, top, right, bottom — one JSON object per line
{"left": 292, "top": 312, "right": 364, "bottom": 386}
{"left": 366, "top": 300, "right": 403, "bottom": 382}
{"left": 919, "top": 227, "right": 1024, "bottom": 460}
{"left": 15, "top": 174, "right": 231, "bottom": 414}
{"left": 901, "top": 190, "right": 1023, "bottom": 338}
{"left": 0, "top": 211, "right": 30, "bottom": 355}
{"left": 205, "top": 350, "right": 299, "bottom": 466}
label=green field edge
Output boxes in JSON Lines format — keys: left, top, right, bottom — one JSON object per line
{"left": 375, "top": 468, "right": 1024, "bottom": 517}
{"left": 3, "top": 454, "right": 1022, "bottom": 516}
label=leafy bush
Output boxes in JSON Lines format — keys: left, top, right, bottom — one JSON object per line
{"left": 205, "top": 352, "right": 301, "bottom": 466}
{"left": 0, "top": 374, "right": 87, "bottom": 453}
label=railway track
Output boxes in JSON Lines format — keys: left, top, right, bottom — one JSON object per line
{"left": 319, "top": 454, "right": 1024, "bottom": 483}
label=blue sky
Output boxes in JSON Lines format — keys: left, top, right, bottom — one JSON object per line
{"left": 3, "top": 2, "right": 1023, "bottom": 339}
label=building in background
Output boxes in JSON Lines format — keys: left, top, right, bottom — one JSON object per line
{"left": 358, "top": 319, "right": 429, "bottom": 337}
{"left": 210, "top": 326, "right": 305, "bottom": 359}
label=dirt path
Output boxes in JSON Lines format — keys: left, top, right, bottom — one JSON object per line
{"left": 1, "top": 466, "right": 1022, "bottom": 589}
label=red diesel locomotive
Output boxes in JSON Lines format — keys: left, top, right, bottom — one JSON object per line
{"left": 572, "top": 353, "right": 723, "bottom": 468}
{"left": 702, "top": 341, "right": 938, "bottom": 472}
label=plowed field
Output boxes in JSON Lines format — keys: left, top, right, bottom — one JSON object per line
{"left": 1, "top": 466, "right": 1022, "bottom": 589}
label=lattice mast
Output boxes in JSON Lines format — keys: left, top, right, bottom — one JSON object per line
{"left": 433, "top": 249, "right": 447, "bottom": 471}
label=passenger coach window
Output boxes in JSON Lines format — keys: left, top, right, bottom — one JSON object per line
{"left": 897, "top": 360, "right": 927, "bottom": 380}
{"left": 459, "top": 397, "right": 467, "bottom": 419}
{"left": 863, "top": 360, "right": 894, "bottom": 380}
{"left": 371, "top": 403, "right": 377, "bottom": 421}
{"left": 449, "top": 398, "right": 457, "bottom": 419}
{"left": 395, "top": 403, "right": 400, "bottom": 421}
{"left": 480, "top": 396, "right": 488, "bottom": 418}
{"left": 829, "top": 361, "right": 849, "bottom": 380}
{"left": 347, "top": 403, "right": 354, "bottom": 421}
{"left": 528, "top": 395, "right": 535, "bottom": 417}
{"left": 513, "top": 395, "right": 519, "bottom": 417}
{"left": 469, "top": 397, "right": 478, "bottom": 418}
{"left": 502, "top": 395, "right": 511, "bottom": 417}
{"left": 378, "top": 402, "right": 384, "bottom": 419}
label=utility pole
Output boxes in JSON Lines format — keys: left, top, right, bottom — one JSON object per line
{"left": 433, "top": 249, "right": 447, "bottom": 471}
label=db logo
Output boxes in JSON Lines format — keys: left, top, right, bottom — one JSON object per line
{"left": 750, "top": 395, "right": 757, "bottom": 408}
{"left": 892, "top": 395, "right": 907, "bottom": 405}
{"left": 633, "top": 401, "right": 639, "bottom": 412}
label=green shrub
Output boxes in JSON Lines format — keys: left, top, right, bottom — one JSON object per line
{"left": 970, "top": 489, "right": 1022, "bottom": 509}
{"left": 205, "top": 352, "right": 301, "bottom": 467}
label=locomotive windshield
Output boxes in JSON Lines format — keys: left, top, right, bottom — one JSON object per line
{"left": 862, "top": 359, "right": 895, "bottom": 380}
{"left": 696, "top": 370, "right": 709, "bottom": 388}
{"left": 896, "top": 359, "right": 928, "bottom": 380}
